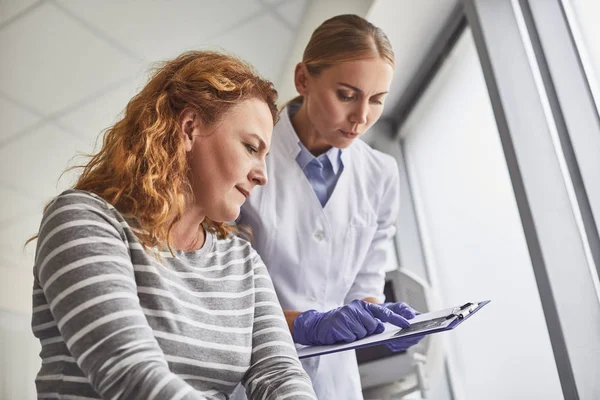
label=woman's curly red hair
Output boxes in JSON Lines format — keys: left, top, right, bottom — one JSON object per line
{"left": 70, "top": 51, "right": 277, "bottom": 250}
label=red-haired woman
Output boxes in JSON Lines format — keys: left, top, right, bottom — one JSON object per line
{"left": 29, "top": 51, "right": 316, "bottom": 400}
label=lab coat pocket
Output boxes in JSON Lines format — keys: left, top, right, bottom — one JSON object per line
{"left": 341, "top": 219, "right": 378, "bottom": 287}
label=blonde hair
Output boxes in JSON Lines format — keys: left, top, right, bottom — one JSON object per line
{"left": 29, "top": 51, "right": 277, "bottom": 250}
{"left": 287, "top": 14, "right": 394, "bottom": 105}
{"left": 304, "top": 14, "right": 394, "bottom": 73}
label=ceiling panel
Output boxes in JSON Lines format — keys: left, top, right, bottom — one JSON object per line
{"left": 207, "top": 12, "right": 294, "bottom": 84}
{"left": 262, "top": 0, "right": 288, "bottom": 6}
{"left": 0, "top": 96, "right": 41, "bottom": 142}
{"left": 57, "top": 0, "right": 264, "bottom": 63}
{"left": 0, "top": 1, "right": 144, "bottom": 115}
{"left": 57, "top": 75, "right": 148, "bottom": 147}
{"left": 0, "top": 124, "right": 94, "bottom": 202}
{"left": 276, "top": 0, "right": 308, "bottom": 29}
{"left": 0, "top": 0, "right": 38, "bottom": 26}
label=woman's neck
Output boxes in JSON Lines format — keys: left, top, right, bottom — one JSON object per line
{"left": 170, "top": 205, "right": 206, "bottom": 252}
{"left": 291, "top": 102, "right": 332, "bottom": 157}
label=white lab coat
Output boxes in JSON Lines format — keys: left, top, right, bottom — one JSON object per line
{"left": 234, "top": 106, "right": 401, "bottom": 399}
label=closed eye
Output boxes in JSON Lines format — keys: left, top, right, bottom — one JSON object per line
{"left": 337, "top": 90, "right": 356, "bottom": 102}
{"left": 245, "top": 144, "right": 258, "bottom": 154}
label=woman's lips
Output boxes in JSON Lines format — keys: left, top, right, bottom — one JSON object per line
{"left": 236, "top": 186, "right": 250, "bottom": 198}
{"left": 339, "top": 129, "right": 359, "bottom": 139}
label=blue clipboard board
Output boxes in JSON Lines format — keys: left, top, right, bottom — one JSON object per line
{"left": 296, "top": 300, "right": 490, "bottom": 359}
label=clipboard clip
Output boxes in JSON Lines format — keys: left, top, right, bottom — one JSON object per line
{"left": 446, "top": 302, "right": 478, "bottom": 320}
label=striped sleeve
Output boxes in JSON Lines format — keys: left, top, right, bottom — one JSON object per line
{"left": 34, "top": 192, "right": 206, "bottom": 400}
{"left": 242, "top": 254, "right": 316, "bottom": 399}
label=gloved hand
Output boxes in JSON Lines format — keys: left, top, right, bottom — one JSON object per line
{"left": 386, "top": 334, "right": 425, "bottom": 352}
{"left": 292, "top": 299, "right": 412, "bottom": 345}
{"left": 381, "top": 302, "right": 418, "bottom": 319}
{"left": 380, "top": 302, "right": 424, "bottom": 352}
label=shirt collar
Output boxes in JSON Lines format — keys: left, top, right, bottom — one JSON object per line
{"left": 295, "top": 140, "right": 342, "bottom": 173}
{"left": 287, "top": 100, "right": 343, "bottom": 173}
{"left": 327, "top": 147, "right": 343, "bottom": 174}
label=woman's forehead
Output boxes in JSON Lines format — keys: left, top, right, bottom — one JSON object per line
{"left": 319, "top": 58, "right": 394, "bottom": 93}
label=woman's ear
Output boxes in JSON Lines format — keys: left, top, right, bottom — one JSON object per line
{"left": 180, "top": 109, "right": 197, "bottom": 153}
{"left": 294, "top": 62, "right": 309, "bottom": 96}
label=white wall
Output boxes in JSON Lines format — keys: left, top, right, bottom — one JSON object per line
{"left": 400, "top": 29, "right": 564, "bottom": 400}
{"left": 0, "top": 309, "right": 40, "bottom": 399}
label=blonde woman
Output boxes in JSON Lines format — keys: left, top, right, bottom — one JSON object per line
{"left": 29, "top": 51, "right": 316, "bottom": 400}
{"left": 236, "top": 15, "right": 422, "bottom": 399}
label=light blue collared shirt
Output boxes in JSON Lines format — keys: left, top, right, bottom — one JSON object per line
{"left": 295, "top": 139, "right": 343, "bottom": 207}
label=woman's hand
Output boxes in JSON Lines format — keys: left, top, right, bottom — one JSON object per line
{"left": 292, "top": 299, "right": 412, "bottom": 345}
{"left": 381, "top": 301, "right": 418, "bottom": 319}
{"left": 380, "top": 302, "right": 424, "bottom": 352}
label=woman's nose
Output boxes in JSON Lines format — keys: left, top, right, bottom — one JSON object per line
{"left": 250, "top": 161, "right": 268, "bottom": 186}
{"left": 350, "top": 102, "right": 368, "bottom": 125}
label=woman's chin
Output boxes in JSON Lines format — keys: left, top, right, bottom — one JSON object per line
{"left": 331, "top": 136, "right": 356, "bottom": 149}
{"left": 209, "top": 208, "right": 241, "bottom": 224}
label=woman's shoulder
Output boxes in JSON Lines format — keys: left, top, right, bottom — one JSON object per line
{"left": 349, "top": 140, "right": 399, "bottom": 175}
{"left": 35, "top": 190, "right": 131, "bottom": 256}
{"left": 44, "top": 189, "right": 125, "bottom": 225}
{"left": 47, "top": 189, "right": 113, "bottom": 211}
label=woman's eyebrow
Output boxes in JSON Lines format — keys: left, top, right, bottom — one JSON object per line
{"left": 337, "top": 82, "right": 388, "bottom": 97}
{"left": 246, "top": 132, "right": 268, "bottom": 150}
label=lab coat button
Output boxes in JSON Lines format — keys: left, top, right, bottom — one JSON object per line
{"left": 314, "top": 231, "right": 324, "bottom": 241}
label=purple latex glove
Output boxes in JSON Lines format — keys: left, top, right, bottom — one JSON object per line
{"left": 386, "top": 334, "right": 425, "bottom": 352}
{"left": 381, "top": 302, "right": 424, "bottom": 352}
{"left": 292, "top": 299, "right": 412, "bottom": 345}
{"left": 382, "top": 302, "right": 418, "bottom": 319}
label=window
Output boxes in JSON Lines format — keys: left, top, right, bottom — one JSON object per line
{"left": 400, "top": 28, "right": 563, "bottom": 400}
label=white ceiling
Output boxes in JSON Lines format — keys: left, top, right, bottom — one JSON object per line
{"left": 0, "top": 0, "right": 457, "bottom": 272}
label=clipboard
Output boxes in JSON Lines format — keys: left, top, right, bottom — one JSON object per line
{"left": 296, "top": 300, "right": 490, "bottom": 359}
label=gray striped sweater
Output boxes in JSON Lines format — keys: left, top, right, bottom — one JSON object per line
{"left": 31, "top": 190, "right": 316, "bottom": 400}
